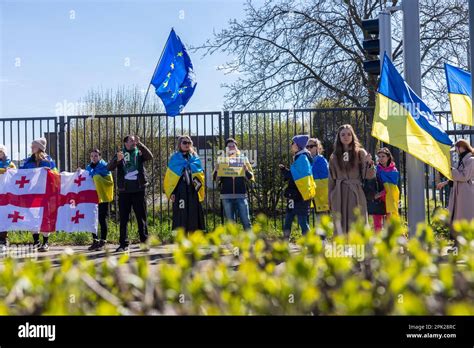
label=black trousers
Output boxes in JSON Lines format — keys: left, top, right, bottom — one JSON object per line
{"left": 118, "top": 191, "right": 148, "bottom": 246}
{"left": 0, "top": 231, "right": 6, "bottom": 244}
{"left": 91, "top": 202, "right": 109, "bottom": 241}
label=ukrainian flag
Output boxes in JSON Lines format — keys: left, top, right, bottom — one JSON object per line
{"left": 290, "top": 153, "right": 316, "bottom": 201}
{"left": 93, "top": 174, "right": 114, "bottom": 203}
{"left": 377, "top": 166, "right": 400, "bottom": 216}
{"left": 312, "top": 155, "right": 329, "bottom": 212}
{"left": 445, "top": 63, "right": 472, "bottom": 126}
{"left": 164, "top": 152, "right": 205, "bottom": 202}
{"left": 372, "top": 54, "right": 453, "bottom": 180}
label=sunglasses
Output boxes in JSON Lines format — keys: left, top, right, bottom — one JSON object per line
{"left": 306, "top": 144, "right": 317, "bottom": 149}
{"left": 181, "top": 141, "right": 192, "bottom": 145}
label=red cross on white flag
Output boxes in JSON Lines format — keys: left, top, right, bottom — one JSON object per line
{"left": 0, "top": 168, "right": 98, "bottom": 233}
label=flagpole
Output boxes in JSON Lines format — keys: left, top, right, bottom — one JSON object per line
{"left": 469, "top": 0, "right": 474, "bottom": 133}
{"left": 136, "top": 29, "right": 173, "bottom": 135}
{"left": 402, "top": 0, "right": 425, "bottom": 237}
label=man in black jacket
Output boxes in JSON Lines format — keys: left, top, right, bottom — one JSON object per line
{"left": 108, "top": 135, "right": 153, "bottom": 252}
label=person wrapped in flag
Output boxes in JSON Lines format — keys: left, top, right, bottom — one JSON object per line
{"left": 0, "top": 144, "right": 16, "bottom": 252}
{"left": 164, "top": 135, "right": 205, "bottom": 233}
{"left": 445, "top": 63, "right": 472, "bottom": 126}
{"left": 306, "top": 138, "right": 329, "bottom": 213}
{"left": 84, "top": 148, "right": 114, "bottom": 251}
{"left": 20, "top": 137, "right": 57, "bottom": 252}
{"left": 279, "top": 135, "right": 316, "bottom": 240}
{"left": 371, "top": 147, "right": 400, "bottom": 232}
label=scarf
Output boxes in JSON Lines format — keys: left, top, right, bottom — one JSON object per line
{"left": 123, "top": 146, "right": 139, "bottom": 174}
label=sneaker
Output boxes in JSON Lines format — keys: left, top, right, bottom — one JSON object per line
{"left": 38, "top": 243, "right": 49, "bottom": 252}
{"left": 115, "top": 245, "right": 128, "bottom": 253}
{"left": 88, "top": 239, "right": 100, "bottom": 251}
{"left": 96, "top": 240, "right": 106, "bottom": 251}
{"left": 32, "top": 241, "right": 41, "bottom": 250}
{"left": 0, "top": 243, "right": 7, "bottom": 254}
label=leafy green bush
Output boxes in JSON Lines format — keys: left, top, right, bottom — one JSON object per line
{"left": 0, "top": 211, "right": 473, "bottom": 315}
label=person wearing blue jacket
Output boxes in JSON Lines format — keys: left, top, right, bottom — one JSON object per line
{"left": 20, "top": 138, "right": 57, "bottom": 252}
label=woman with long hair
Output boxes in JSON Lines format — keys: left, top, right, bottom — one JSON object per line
{"left": 371, "top": 147, "right": 400, "bottom": 232}
{"left": 328, "top": 125, "right": 375, "bottom": 234}
{"left": 437, "top": 139, "right": 474, "bottom": 225}
{"left": 164, "top": 135, "right": 206, "bottom": 233}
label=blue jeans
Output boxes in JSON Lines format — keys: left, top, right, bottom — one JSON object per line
{"left": 283, "top": 200, "right": 310, "bottom": 237}
{"left": 222, "top": 198, "right": 252, "bottom": 230}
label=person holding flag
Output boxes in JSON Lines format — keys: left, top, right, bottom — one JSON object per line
{"left": 445, "top": 63, "right": 472, "bottom": 126}
{"left": 328, "top": 125, "right": 375, "bottom": 235}
{"left": 84, "top": 149, "right": 114, "bottom": 251}
{"left": 107, "top": 135, "right": 153, "bottom": 252}
{"left": 164, "top": 135, "right": 205, "bottom": 233}
{"left": 437, "top": 139, "right": 474, "bottom": 225}
{"left": 279, "top": 135, "right": 316, "bottom": 240}
{"left": 0, "top": 144, "right": 16, "bottom": 252}
{"left": 20, "top": 138, "right": 57, "bottom": 252}
{"left": 371, "top": 147, "right": 400, "bottom": 232}
{"left": 213, "top": 138, "right": 254, "bottom": 231}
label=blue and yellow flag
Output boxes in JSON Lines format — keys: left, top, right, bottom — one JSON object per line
{"left": 86, "top": 160, "right": 114, "bottom": 203}
{"left": 445, "top": 63, "right": 472, "bottom": 126}
{"left": 151, "top": 29, "right": 197, "bottom": 116}
{"left": 372, "top": 54, "right": 453, "bottom": 179}
{"left": 377, "top": 163, "right": 400, "bottom": 216}
{"left": 164, "top": 152, "right": 205, "bottom": 202}
{"left": 312, "top": 155, "right": 329, "bottom": 212}
{"left": 290, "top": 152, "right": 316, "bottom": 201}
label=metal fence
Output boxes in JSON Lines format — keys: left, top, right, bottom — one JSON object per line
{"left": 1, "top": 108, "right": 472, "bottom": 231}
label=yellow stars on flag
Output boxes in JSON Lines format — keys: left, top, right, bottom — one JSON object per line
{"left": 170, "top": 62, "right": 175, "bottom": 70}
{"left": 163, "top": 81, "right": 169, "bottom": 88}
{"left": 177, "top": 51, "right": 183, "bottom": 57}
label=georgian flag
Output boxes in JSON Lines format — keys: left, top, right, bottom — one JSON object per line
{"left": 0, "top": 168, "right": 98, "bottom": 233}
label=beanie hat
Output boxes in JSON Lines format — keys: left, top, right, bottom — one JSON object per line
{"left": 225, "top": 138, "right": 238, "bottom": 147}
{"left": 32, "top": 137, "right": 47, "bottom": 152}
{"left": 292, "top": 135, "right": 310, "bottom": 150}
{"left": 0, "top": 144, "right": 7, "bottom": 156}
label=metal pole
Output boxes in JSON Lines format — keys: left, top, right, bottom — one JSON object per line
{"left": 136, "top": 29, "right": 172, "bottom": 134}
{"left": 470, "top": 0, "right": 474, "bottom": 127}
{"left": 402, "top": 0, "right": 425, "bottom": 236}
{"left": 378, "top": 10, "right": 400, "bottom": 171}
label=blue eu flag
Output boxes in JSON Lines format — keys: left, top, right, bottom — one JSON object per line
{"left": 151, "top": 29, "right": 197, "bottom": 116}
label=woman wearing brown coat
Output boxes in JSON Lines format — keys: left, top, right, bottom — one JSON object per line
{"left": 437, "top": 139, "right": 474, "bottom": 224}
{"left": 328, "top": 124, "right": 375, "bottom": 234}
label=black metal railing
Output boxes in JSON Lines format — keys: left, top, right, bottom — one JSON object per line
{"left": 1, "top": 108, "right": 472, "bottom": 230}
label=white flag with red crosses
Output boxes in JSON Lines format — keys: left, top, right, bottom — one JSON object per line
{"left": 0, "top": 168, "right": 99, "bottom": 233}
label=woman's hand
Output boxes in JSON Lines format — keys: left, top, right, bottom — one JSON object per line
{"left": 436, "top": 181, "right": 448, "bottom": 190}
{"left": 117, "top": 151, "right": 124, "bottom": 161}
{"left": 278, "top": 164, "right": 287, "bottom": 170}
{"left": 170, "top": 194, "right": 175, "bottom": 202}
{"left": 374, "top": 192, "right": 382, "bottom": 200}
